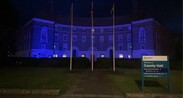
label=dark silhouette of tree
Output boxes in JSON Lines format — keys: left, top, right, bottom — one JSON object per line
{"left": 0, "top": 0, "right": 19, "bottom": 58}
{"left": 174, "top": 33, "right": 182, "bottom": 60}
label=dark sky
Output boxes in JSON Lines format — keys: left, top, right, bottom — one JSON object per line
{"left": 10, "top": 0, "right": 182, "bottom": 33}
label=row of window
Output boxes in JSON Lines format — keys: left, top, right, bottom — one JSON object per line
{"left": 62, "top": 34, "right": 132, "bottom": 43}
{"left": 51, "top": 54, "right": 131, "bottom": 58}
{"left": 40, "top": 43, "right": 147, "bottom": 50}
{"left": 40, "top": 26, "right": 146, "bottom": 43}
{"left": 40, "top": 34, "right": 132, "bottom": 43}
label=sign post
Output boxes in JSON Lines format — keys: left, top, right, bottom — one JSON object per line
{"left": 141, "top": 56, "right": 171, "bottom": 92}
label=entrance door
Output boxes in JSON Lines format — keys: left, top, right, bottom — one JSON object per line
{"left": 109, "top": 49, "right": 113, "bottom": 58}
{"left": 73, "top": 49, "right": 76, "bottom": 57}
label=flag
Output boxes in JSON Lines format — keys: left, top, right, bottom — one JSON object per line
{"left": 111, "top": 3, "right": 114, "bottom": 15}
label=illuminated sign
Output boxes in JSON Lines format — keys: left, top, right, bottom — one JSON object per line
{"left": 141, "top": 56, "right": 170, "bottom": 92}
{"left": 142, "top": 56, "right": 168, "bottom": 77}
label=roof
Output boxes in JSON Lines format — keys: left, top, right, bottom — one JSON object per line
{"left": 34, "top": 10, "right": 133, "bottom": 26}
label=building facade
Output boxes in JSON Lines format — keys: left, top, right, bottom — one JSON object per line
{"left": 16, "top": 16, "right": 174, "bottom": 59}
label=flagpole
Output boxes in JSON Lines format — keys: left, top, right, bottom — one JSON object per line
{"left": 91, "top": 0, "right": 94, "bottom": 71}
{"left": 112, "top": 3, "right": 116, "bottom": 71}
{"left": 70, "top": 3, "right": 73, "bottom": 71}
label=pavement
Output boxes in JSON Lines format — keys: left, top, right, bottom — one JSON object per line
{"left": 66, "top": 69, "right": 121, "bottom": 95}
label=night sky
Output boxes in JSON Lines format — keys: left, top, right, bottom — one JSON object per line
{"left": 0, "top": 0, "right": 182, "bottom": 57}
{"left": 7, "top": 0, "right": 182, "bottom": 33}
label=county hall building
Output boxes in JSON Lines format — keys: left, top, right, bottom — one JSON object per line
{"left": 16, "top": 11, "right": 174, "bottom": 59}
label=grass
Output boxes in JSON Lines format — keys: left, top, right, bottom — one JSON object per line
{"left": 108, "top": 68, "right": 182, "bottom": 94}
{"left": 0, "top": 67, "right": 75, "bottom": 94}
{"left": 0, "top": 67, "right": 182, "bottom": 94}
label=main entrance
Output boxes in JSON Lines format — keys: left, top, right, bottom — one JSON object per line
{"left": 109, "top": 49, "right": 113, "bottom": 58}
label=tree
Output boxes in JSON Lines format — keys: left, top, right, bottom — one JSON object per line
{"left": 0, "top": 0, "right": 19, "bottom": 58}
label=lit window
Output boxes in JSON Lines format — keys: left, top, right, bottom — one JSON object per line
{"left": 81, "top": 54, "right": 85, "bottom": 57}
{"left": 62, "top": 54, "right": 67, "bottom": 58}
{"left": 119, "top": 54, "right": 123, "bottom": 58}
{"left": 53, "top": 54, "right": 58, "bottom": 58}
{"left": 128, "top": 54, "right": 131, "bottom": 58}
{"left": 100, "top": 54, "right": 104, "bottom": 58}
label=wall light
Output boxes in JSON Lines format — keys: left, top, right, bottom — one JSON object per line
{"left": 100, "top": 54, "right": 104, "bottom": 58}
{"left": 128, "top": 54, "right": 131, "bottom": 58}
{"left": 62, "top": 54, "right": 67, "bottom": 58}
{"left": 119, "top": 54, "right": 123, "bottom": 58}
{"left": 81, "top": 54, "right": 85, "bottom": 57}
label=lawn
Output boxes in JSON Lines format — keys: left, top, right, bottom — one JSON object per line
{"left": 0, "top": 67, "right": 75, "bottom": 94}
{"left": 0, "top": 67, "right": 182, "bottom": 95}
{"left": 108, "top": 68, "right": 182, "bottom": 94}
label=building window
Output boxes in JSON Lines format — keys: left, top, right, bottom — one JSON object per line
{"left": 63, "top": 43, "right": 68, "bottom": 50}
{"left": 41, "top": 44, "right": 46, "bottom": 49}
{"left": 141, "top": 45, "right": 145, "bottom": 49}
{"left": 100, "top": 36, "right": 104, "bottom": 43}
{"left": 54, "top": 33, "right": 59, "bottom": 42}
{"left": 54, "top": 43, "right": 59, "bottom": 50}
{"left": 40, "top": 26, "right": 48, "bottom": 43}
{"left": 109, "top": 35, "right": 113, "bottom": 42}
{"left": 63, "top": 34, "right": 68, "bottom": 41}
{"left": 73, "top": 35, "right": 77, "bottom": 42}
{"left": 82, "top": 36, "right": 86, "bottom": 43}
{"left": 138, "top": 27, "right": 146, "bottom": 43}
{"left": 127, "top": 43, "right": 132, "bottom": 50}
{"left": 118, "top": 34, "right": 123, "bottom": 42}
{"left": 118, "top": 44, "right": 123, "bottom": 50}
{"left": 127, "top": 34, "right": 131, "bottom": 41}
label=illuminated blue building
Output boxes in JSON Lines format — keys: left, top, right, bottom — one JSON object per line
{"left": 16, "top": 13, "right": 174, "bottom": 59}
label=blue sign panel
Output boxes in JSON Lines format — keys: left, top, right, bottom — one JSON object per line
{"left": 141, "top": 56, "right": 170, "bottom": 92}
{"left": 143, "top": 61, "right": 169, "bottom": 77}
